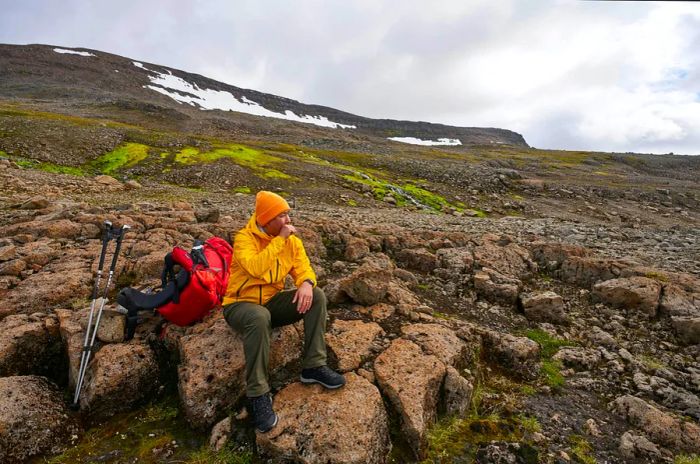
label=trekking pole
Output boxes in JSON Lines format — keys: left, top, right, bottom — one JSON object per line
{"left": 71, "top": 223, "right": 130, "bottom": 410}
{"left": 71, "top": 220, "right": 113, "bottom": 409}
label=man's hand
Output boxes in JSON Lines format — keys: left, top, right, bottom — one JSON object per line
{"left": 279, "top": 224, "right": 297, "bottom": 239}
{"left": 292, "top": 280, "right": 313, "bottom": 314}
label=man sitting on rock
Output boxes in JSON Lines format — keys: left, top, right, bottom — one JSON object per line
{"left": 223, "top": 190, "right": 345, "bottom": 433}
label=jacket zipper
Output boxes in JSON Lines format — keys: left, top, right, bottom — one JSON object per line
{"left": 236, "top": 278, "right": 248, "bottom": 298}
{"left": 275, "top": 259, "right": 279, "bottom": 282}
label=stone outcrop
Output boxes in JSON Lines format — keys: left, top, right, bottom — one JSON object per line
{"left": 400, "top": 323, "right": 471, "bottom": 368}
{"left": 443, "top": 366, "right": 474, "bottom": 416}
{"left": 338, "top": 253, "right": 394, "bottom": 306}
{"left": 0, "top": 313, "right": 61, "bottom": 376}
{"left": 482, "top": 331, "right": 540, "bottom": 380}
{"left": 257, "top": 373, "right": 391, "bottom": 464}
{"left": 611, "top": 395, "right": 700, "bottom": 454}
{"left": 79, "top": 342, "right": 160, "bottom": 420}
{"left": 520, "top": 291, "right": 567, "bottom": 324}
{"left": 0, "top": 376, "right": 79, "bottom": 463}
{"left": 325, "top": 319, "right": 385, "bottom": 372}
{"left": 178, "top": 314, "right": 301, "bottom": 428}
{"left": 592, "top": 277, "right": 662, "bottom": 316}
{"left": 374, "top": 338, "right": 446, "bottom": 458}
{"left": 474, "top": 267, "right": 521, "bottom": 305}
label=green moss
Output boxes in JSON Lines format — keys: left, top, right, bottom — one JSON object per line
{"left": 232, "top": 186, "right": 252, "bottom": 194}
{"left": 524, "top": 329, "right": 575, "bottom": 359}
{"left": 645, "top": 271, "right": 669, "bottom": 282}
{"left": 541, "top": 359, "right": 565, "bottom": 389}
{"left": 92, "top": 142, "right": 150, "bottom": 174}
{"left": 640, "top": 355, "right": 666, "bottom": 371}
{"left": 4, "top": 154, "right": 86, "bottom": 176}
{"left": 675, "top": 454, "right": 700, "bottom": 464}
{"left": 186, "top": 443, "right": 253, "bottom": 464}
{"left": 347, "top": 199, "right": 358, "bottom": 207}
{"left": 569, "top": 434, "right": 596, "bottom": 464}
{"left": 173, "top": 144, "right": 295, "bottom": 180}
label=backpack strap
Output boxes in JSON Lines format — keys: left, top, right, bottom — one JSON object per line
{"left": 161, "top": 252, "right": 183, "bottom": 304}
{"left": 190, "top": 240, "right": 210, "bottom": 269}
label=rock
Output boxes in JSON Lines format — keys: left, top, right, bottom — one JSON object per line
{"left": 124, "top": 179, "right": 142, "bottom": 189}
{"left": 178, "top": 314, "right": 301, "bottom": 428}
{"left": 443, "top": 366, "right": 473, "bottom": 416}
{"left": 552, "top": 347, "right": 601, "bottom": 371}
{"left": 0, "top": 376, "right": 79, "bottom": 463}
{"left": 0, "top": 314, "right": 62, "bottom": 377}
{"left": 395, "top": 248, "right": 438, "bottom": 273}
{"left": 401, "top": 323, "right": 471, "bottom": 368}
{"left": 529, "top": 242, "right": 589, "bottom": 272}
{"left": 359, "top": 303, "right": 395, "bottom": 321}
{"left": 18, "top": 196, "right": 50, "bottom": 209}
{"left": 55, "top": 309, "right": 84, "bottom": 389}
{"left": 584, "top": 418, "right": 602, "bottom": 437}
{"left": 659, "top": 284, "right": 698, "bottom": 317}
{"left": 435, "top": 247, "right": 474, "bottom": 280}
{"left": 587, "top": 326, "right": 617, "bottom": 347}
{"left": 619, "top": 431, "right": 662, "bottom": 461}
{"left": 80, "top": 343, "right": 160, "bottom": 420}
{"left": 195, "top": 208, "right": 220, "bottom": 223}
{"left": 474, "top": 267, "right": 521, "bottom": 305}
{"left": 344, "top": 236, "right": 370, "bottom": 262}
{"left": 482, "top": 331, "right": 540, "bottom": 380}
{"left": 374, "top": 338, "right": 446, "bottom": 457}
{"left": 593, "top": 276, "right": 662, "bottom": 316}
{"left": 326, "top": 319, "right": 385, "bottom": 372}
{"left": 520, "top": 291, "right": 567, "bottom": 324}
{"left": 560, "top": 256, "right": 636, "bottom": 289}
{"left": 257, "top": 373, "right": 390, "bottom": 464}
{"left": 339, "top": 253, "right": 394, "bottom": 306}
{"left": 0, "top": 258, "right": 26, "bottom": 276}
{"left": 43, "top": 219, "right": 83, "bottom": 239}
{"left": 671, "top": 316, "right": 700, "bottom": 346}
{"left": 474, "top": 234, "right": 537, "bottom": 279}
{"left": 0, "top": 244, "right": 17, "bottom": 261}
{"left": 92, "top": 307, "right": 126, "bottom": 343}
{"left": 611, "top": 394, "right": 700, "bottom": 453}
{"left": 209, "top": 417, "right": 232, "bottom": 452}
{"left": 94, "top": 175, "right": 122, "bottom": 187}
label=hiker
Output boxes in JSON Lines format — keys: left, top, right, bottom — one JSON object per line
{"left": 223, "top": 191, "right": 345, "bottom": 433}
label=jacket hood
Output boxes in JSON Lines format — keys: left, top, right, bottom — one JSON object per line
{"left": 247, "top": 213, "right": 274, "bottom": 240}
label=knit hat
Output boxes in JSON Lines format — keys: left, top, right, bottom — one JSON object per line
{"left": 255, "top": 191, "right": 290, "bottom": 226}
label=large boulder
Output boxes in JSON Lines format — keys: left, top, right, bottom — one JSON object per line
{"left": 473, "top": 267, "right": 521, "bottom": 305}
{"left": 0, "top": 376, "right": 80, "bottom": 463}
{"left": 79, "top": 342, "right": 160, "bottom": 420}
{"left": 401, "top": 323, "right": 471, "bottom": 368}
{"left": 611, "top": 395, "right": 700, "bottom": 453}
{"left": 592, "top": 277, "right": 662, "bottom": 317}
{"left": 0, "top": 313, "right": 62, "bottom": 376}
{"left": 559, "top": 256, "right": 636, "bottom": 288}
{"left": 326, "top": 319, "right": 385, "bottom": 372}
{"left": 374, "top": 338, "right": 446, "bottom": 458}
{"left": 443, "top": 366, "right": 474, "bottom": 416}
{"left": 55, "top": 308, "right": 85, "bottom": 389}
{"left": 473, "top": 234, "right": 537, "bottom": 279}
{"left": 257, "top": 373, "right": 391, "bottom": 464}
{"left": 339, "top": 254, "right": 394, "bottom": 306}
{"left": 481, "top": 331, "right": 541, "bottom": 380}
{"left": 671, "top": 316, "right": 700, "bottom": 345}
{"left": 520, "top": 291, "right": 567, "bottom": 324}
{"left": 178, "top": 314, "right": 301, "bottom": 428}
{"left": 659, "top": 284, "right": 699, "bottom": 317}
{"left": 395, "top": 248, "right": 438, "bottom": 273}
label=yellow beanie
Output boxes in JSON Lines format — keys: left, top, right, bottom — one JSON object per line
{"left": 255, "top": 191, "right": 290, "bottom": 226}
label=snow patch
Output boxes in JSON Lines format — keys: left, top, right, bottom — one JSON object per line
{"left": 134, "top": 63, "right": 355, "bottom": 129}
{"left": 388, "top": 137, "right": 462, "bottom": 146}
{"left": 53, "top": 48, "right": 95, "bottom": 57}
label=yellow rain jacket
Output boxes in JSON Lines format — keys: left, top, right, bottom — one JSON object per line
{"left": 223, "top": 214, "right": 317, "bottom": 306}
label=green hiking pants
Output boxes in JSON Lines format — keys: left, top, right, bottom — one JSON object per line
{"left": 223, "top": 287, "right": 328, "bottom": 397}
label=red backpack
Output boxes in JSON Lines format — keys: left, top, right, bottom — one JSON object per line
{"left": 118, "top": 237, "right": 233, "bottom": 339}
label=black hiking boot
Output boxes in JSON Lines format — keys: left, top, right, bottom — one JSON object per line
{"left": 248, "top": 393, "right": 278, "bottom": 433}
{"left": 300, "top": 365, "right": 346, "bottom": 389}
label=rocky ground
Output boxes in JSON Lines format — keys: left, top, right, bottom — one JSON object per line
{"left": 0, "top": 159, "right": 699, "bottom": 464}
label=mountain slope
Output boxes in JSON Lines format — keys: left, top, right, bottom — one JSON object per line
{"left": 0, "top": 43, "right": 528, "bottom": 147}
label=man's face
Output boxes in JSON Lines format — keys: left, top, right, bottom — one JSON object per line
{"left": 263, "top": 210, "right": 291, "bottom": 236}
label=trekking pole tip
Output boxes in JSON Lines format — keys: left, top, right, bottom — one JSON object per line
{"left": 69, "top": 402, "right": 80, "bottom": 411}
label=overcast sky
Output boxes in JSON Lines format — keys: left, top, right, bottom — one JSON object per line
{"left": 1, "top": 0, "right": 699, "bottom": 155}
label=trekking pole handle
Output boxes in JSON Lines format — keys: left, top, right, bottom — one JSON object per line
{"left": 109, "top": 225, "right": 130, "bottom": 270}
{"left": 97, "top": 221, "right": 113, "bottom": 271}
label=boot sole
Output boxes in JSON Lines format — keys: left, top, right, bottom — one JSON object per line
{"left": 256, "top": 413, "right": 279, "bottom": 433}
{"left": 300, "top": 376, "right": 346, "bottom": 389}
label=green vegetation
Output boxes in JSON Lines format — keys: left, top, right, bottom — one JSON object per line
{"left": 43, "top": 396, "right": 253, "bottom": 464}
{"left": 568, "top": 434, "right": 596, "bottom": 464}
{"left": 232, "top": 186, "right": 252, "bottom": 194}
{"left": 186, "top": 444, "right": 253, "bottom": 464}
{"left": 645, "top": 270, "right": 669, "bottom": 282}
{"left": 675, "top": 454, "right": 700, "bottom": 464}
{"left": 174, "top": 144, "right": 294, "bottom": 180}
{"left": 91, "top": 142, "right": 149, "bottom": 174}
{"left": 640, "top": 354, "right": 666, "bottom": 371}
{"left": 347, "top": 199, "right": 358, "bottom": 207}
{"left": 524, "top": 329, "right": 576, "bottom": 390}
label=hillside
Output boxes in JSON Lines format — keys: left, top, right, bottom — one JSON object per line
{"left": 0, "top": 43, "right": 699, "bottom": 464}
